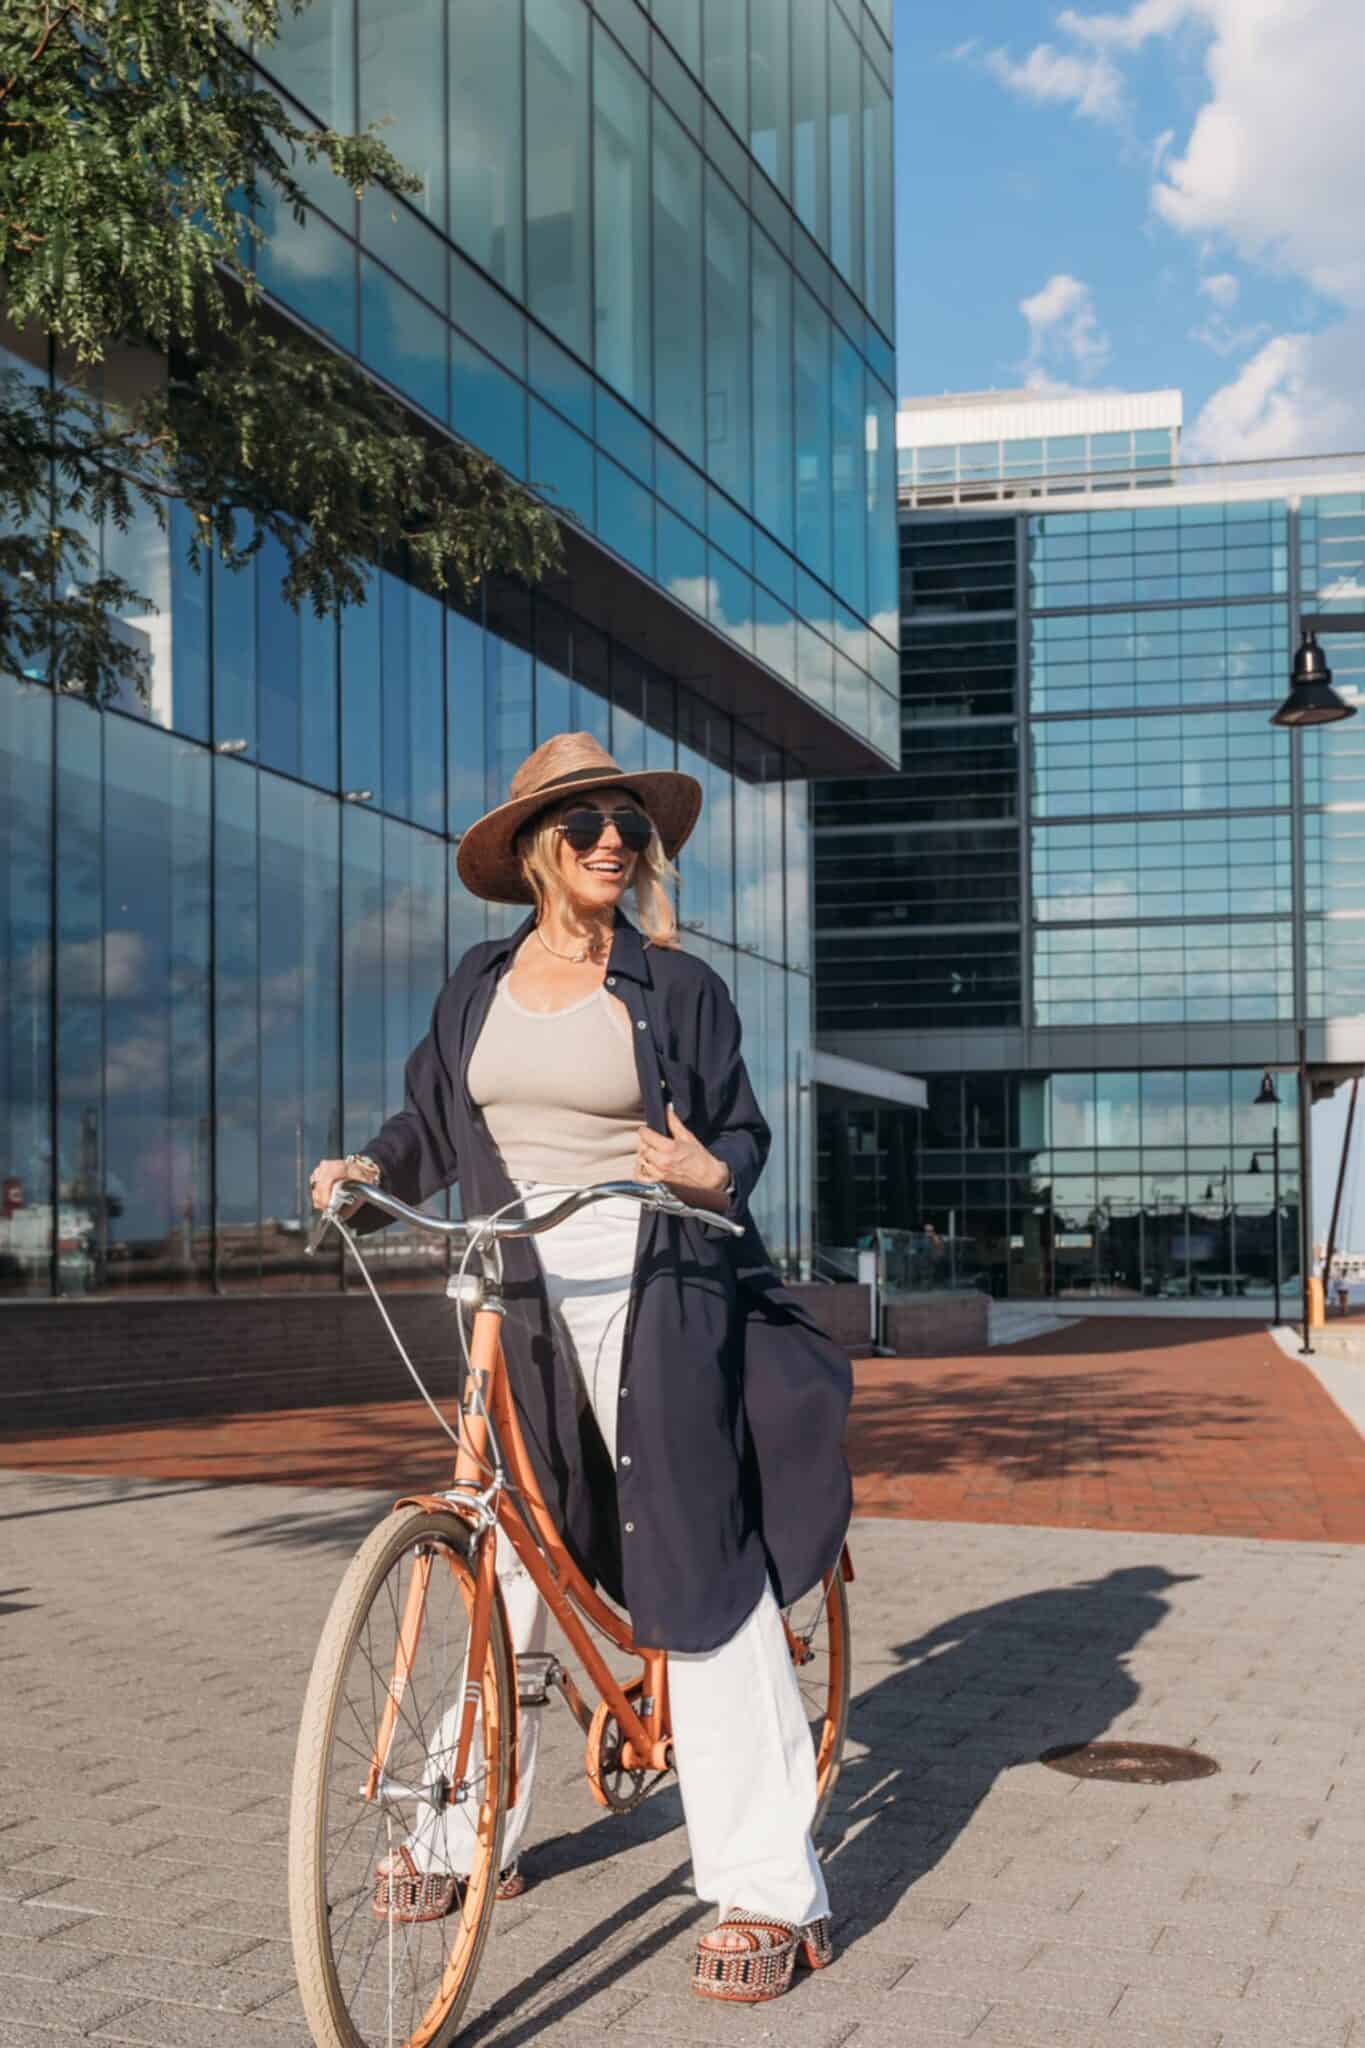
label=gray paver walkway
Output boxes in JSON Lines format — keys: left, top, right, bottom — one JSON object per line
{"left": 3, "top": 1468, "right": 1365, "bottom": 2046}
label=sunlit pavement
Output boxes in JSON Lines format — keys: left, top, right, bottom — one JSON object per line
{"left": 5, "top": 1317, "right": 1365, "bottom": 2044}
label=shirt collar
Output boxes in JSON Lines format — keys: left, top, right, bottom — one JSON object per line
{"left": 477, "top": 908, "right": 652, "bottom": 984}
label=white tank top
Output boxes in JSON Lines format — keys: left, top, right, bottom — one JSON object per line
{"left": 466, "top": 978, "right": 645, "bottom": 1188}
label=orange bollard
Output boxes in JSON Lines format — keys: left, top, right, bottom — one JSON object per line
{"left": 1307, "top": 1274, "right": 1326, "bottom": 1328}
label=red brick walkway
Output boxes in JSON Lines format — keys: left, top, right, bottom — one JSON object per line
{"left": 3, "top": 1317, "right": 1364, "bottom": 1543}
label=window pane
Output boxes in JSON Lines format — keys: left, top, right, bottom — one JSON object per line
{"left": 526, "top": 0, "right": 592, "bottom": 358}
{"left": 360, "top": 259, "right": 446, "bottom": 422}
{"left": 749, "top": 0, "right": 790, "bottom": 194}
{"left": 0, "top": 677, "right": 53, "bottom": 1296}
{"left": 593, "top": 27, "right": 652, "bottom": 409}
{"left": 794, "top": 281, "right": 832, "bottom": 582}
{"left": 751, "top": 231, "right": 794, "bottom": 548}
{"left": 866, "top": 374, "right": 897, "bottom": 636}
{"left": 704, "top": 0, "right": 747, "bottom": 133}
{"left": 862, "top": 57, "right": 893, "bottom": 335}
{"left": 447, "top": 605, "right": 488, "bottom": 836}
{"left": 448, "top": 1, "right": 524, "bottom": 294}
{"left": 791, "top": 0, "right": 828, "bottom": 244}
{"left": 357, "top": 0, "right": 444, "bottom": 226}
{"left": 341, "top": 570, "right": 381, "bottom": 803}
{"left": 530, "top": 399, "right": 595, "bottom": 526}
{"left": 653, "top": 0, "right": 700, "bottom": 71}
{"left": 704, "top": 167, "right": 752, "bottom": 506}
{"left": 452, "top": 331, "right": 527, "bottom": 477}
{"left": 271, "top": 0, "right": 355, "bottom": 129}
{"left": 831, "top": 331, "right": 866, "bottom": 616}
{"left": 652, "top": 106, "right": 705, "bottom": 461}
{"left": 828, "top": 5, "right": 862, "bottom": 297}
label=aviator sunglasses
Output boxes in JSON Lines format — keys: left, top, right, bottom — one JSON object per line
{"left": 554, "top": 805, "right": 653, "bottom": 855}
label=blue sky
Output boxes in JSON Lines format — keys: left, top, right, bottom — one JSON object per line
{"left": 891, "top": 0, "right": 1365, "bottom": 462}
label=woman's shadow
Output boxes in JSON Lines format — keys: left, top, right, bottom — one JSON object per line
{"left": 819, "top": 1563, "right": 1199, "bottom": 1938}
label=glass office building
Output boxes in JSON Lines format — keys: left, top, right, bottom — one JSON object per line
{"left": 815, "top": 389, "right": 1365, "bottom": 1300}
{"left": 0, "top": 0, "right": 898, "bottom": 1302}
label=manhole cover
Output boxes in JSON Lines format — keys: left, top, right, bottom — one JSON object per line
{"left": 1040, "top": 1741, "right": 1218, "bottom": 1785}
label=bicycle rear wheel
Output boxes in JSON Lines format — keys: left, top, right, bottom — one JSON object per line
{"left": 784, "top": 1562, "right": 851, "bottom": 1833}
{"left": 289, "top": 1507, "right": 513, "bottom": 2048}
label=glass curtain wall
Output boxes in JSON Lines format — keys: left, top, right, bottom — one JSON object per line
{"left": 1, "top": 572, "right": 814, "bottom": 1299}
{"left": 255, "top": 0, "right": 900, "bottom": 754}
{"left": 819, "top": 1069, "right": 1300, "bottom": 1303}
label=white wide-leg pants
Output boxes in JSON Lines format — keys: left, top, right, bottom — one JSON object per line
{"left": 409, "top": 1186, "right": 828, "bottom": 1928}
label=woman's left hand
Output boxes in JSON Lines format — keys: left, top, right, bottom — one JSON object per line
{"left": 636, "top": 1105, "right": 732, "bottom": 1211}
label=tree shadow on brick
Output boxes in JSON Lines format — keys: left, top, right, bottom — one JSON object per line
{"left": 819, "top": 1563, "right": 1199, "bottom": 1942}
{"left": 848, "top": 1367, "right": 1260, "bottom": 1484}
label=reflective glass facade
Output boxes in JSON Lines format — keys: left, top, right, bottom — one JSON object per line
{"left": 1, "top": 621, "right": 813, "bottom": 1298}
{"left": 256, "top": 0, "right": 900, "bottom": 750}
{"left": 819, "top": 1068, "right": 1301, "bottom": 1303}
{"left": 1, "top": 338, "right": 818, "bottom": 1301}
{"left": 813, "top": 453, "right": 1365, "bottom": 1298}
{"left": 901, "top": 427, "right": 1178, "bottom": 505}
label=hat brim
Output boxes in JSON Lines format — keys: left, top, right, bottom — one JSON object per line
{"left": 455, "top": 767, "right": 703, "bottom": 905}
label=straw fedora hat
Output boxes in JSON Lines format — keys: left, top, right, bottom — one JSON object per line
{"left": 456, "top": 732, "right": 703, "bottom": 905}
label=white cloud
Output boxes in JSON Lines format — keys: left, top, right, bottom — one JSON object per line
{"left": 982, "top": 42, "right": 1123, "bottom": 123}
{"left": 1020, "top": 273, "right": 1111, "bottom": 380}
{"left": 1185, "top": 321, "right": 1365, "bottom": 460}
{"left": 1198, "top": 272, "right": 1239, "bottom": 310}
{"left": 984, "top": 0, "right": 1365, "bottom": 459}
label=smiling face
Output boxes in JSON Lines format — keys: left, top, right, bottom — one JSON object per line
{"left": 551, "top": 791, "right": 650, "bottom": 917}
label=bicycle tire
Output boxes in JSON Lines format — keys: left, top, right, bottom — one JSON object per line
{"left": 289, "top": 1507, "right": 513, "bottom": 2048}
{"left": 787, "top": 1565, "right": 851, "bottom": 1835}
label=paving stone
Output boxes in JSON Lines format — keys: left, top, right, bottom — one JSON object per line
{"left": 0, "top": 1931, "right": 108, "bottom": 1985}
{"left": 86, "top": 2002, "right": 316, "bottom": 2047}
{"left": 71, "top": 1951, "right": 291, "bottom": 2015}
{"left": 1112, "top": 1984, "right": 1353, "bottom": 2045}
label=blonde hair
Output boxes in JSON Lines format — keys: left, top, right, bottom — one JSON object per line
{"left": 517, "top": 794, "right": 680, "bottom": 948}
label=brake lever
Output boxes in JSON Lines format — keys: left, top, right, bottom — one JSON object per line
{"left": 649, "top": 1185, "right": 746, "bottom": 1238}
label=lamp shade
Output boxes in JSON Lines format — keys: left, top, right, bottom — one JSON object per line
{"left": 1272, "top": 631, "right": 1357, "bottom": 727}
{"left": 1254, "top": 1069, "right": 1280, "bottom": 1106}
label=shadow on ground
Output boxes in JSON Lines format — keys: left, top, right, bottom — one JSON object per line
{"left": 450, "top": 1563, "right": 1189, "bottom": 2039}
{"left": 848, "top": 1364, "right": 1259, "bottom": 1484}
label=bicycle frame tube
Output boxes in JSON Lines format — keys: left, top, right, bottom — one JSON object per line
{"left": 457, "top": 1301, "right": 666, "bottom": 1775}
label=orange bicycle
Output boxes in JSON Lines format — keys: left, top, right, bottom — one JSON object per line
{"left": 288, "top": 1178, "right": 852, "bottom": 2048}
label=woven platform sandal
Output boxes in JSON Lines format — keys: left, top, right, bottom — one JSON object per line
{"left": 692, "top": 1911, "right": 835, "bottom": 2002}
{"left": 372, "top": 1847, "right": 528, "bottom": 1921}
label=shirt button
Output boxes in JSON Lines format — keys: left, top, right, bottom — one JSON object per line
{"left": 636, "top": 1019, "right": 647, "bottom": 1031}
{"left": 606, "top": 976, "right": 616, "bottom": 986}
{"left": 620, "top": 1454, "right": 631, "bottom": 1467}
{"left": 619, "top": 1386, "right": 629, "bottom": 1398}
{"left": 624, "top": 1521, "right": 635, "bottom": 1534}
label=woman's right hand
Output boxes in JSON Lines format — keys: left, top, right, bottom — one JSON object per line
{"left": 309, "top": 1158, "right": 367, "bottom": 1220}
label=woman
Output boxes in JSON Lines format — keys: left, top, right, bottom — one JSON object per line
{"left": 311, "top": 732, "right": 852, "bottom": 2003}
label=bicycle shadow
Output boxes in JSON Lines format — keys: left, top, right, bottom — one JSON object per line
{"left": 455, "top": 1564, "right": 1192, "bottom": 2040}
{"left": 818, "top": 1563, "right": 1197, "bottom": 1940}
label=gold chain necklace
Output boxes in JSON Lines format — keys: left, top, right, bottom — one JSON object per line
{"left": 534, "top": 923, "right": 606, "bottom": 965}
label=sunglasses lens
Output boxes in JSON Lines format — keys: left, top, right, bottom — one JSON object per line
{"left": 558, "top": 807, "right": 652, "bottom": 853}
{"left": 614, "top": 810, "right": 652, "bottom": 852}
{"left": 559, "top": 809, "right": 604, "bottom": 850}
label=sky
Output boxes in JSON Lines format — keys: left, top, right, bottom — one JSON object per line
{"left": 891, "top": 0, "right": 1365, "bottom": 461}
{"left": 889, "top": 0, "right": 1365, "bottom": 1243}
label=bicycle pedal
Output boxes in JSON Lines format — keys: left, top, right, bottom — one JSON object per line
{"left": 515, "top": 1654, "right": 558, "bottom": 1708}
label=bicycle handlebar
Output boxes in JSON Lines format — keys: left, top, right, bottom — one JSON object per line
{"left": 305, "top": 1176, "right": 746, "bottom": 1258}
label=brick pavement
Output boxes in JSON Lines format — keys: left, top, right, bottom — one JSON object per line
{"left": 4, "top": 1472, "right": 1365, "bottom": 2046}
{"left": 4, "top": 1317, "right": 1365, "bottom": 1544}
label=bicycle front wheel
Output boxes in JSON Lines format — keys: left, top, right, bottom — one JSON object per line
{"left": 289, "top": 1507, "right": 513, "bottom": 2048}
{"left": 785, "top": 1562, "right": 852, "bottom": 1834}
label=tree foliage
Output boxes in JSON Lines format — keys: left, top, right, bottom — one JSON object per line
{"left": 0, "top": 0, "right": 562, "bottom": 703}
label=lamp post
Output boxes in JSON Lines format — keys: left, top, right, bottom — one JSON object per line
{"left": 1248, "top": 1112, "right": 1282, "bottom": 1328}
{"left": 1268, "top": 625, "right": 1357, "bottom": 1353}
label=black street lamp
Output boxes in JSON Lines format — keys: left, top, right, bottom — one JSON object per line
{"left": 1248, "top": 1124, "right": 1282, "bottom": 1327}
{"left": 1272, "top": 631, "right": 1357, "bottom": 728}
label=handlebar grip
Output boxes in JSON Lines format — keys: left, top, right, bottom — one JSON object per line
{"left": 304, "top": 1208, "right": 334, "bottom": 1258}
